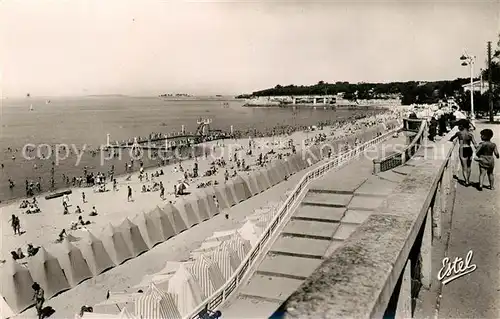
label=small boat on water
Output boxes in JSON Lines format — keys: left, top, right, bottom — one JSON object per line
{"left": 29, "top": 104, "right": 34, "bottom": 111}
{"left": 45, "top": 100, "right": 51, "bottom": 104}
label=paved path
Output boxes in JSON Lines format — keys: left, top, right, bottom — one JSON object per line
{"left": 221, "top": 134, "right": 408, "bottom": 318}
{"left": 437, "top": 123, "right": 500, "bottom": 319}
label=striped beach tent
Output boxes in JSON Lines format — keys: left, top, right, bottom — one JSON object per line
{"left": 255, "top": 170, "right": 271, "bottom": 193}
{"left": 135, "top": 283, "right": 181, "bottom": 319}
{"left": 222, "top": 234, "right": 251, "bottom": 261}
{"left": 0, "top": 260, "right": 34, "bottom": 313}
{"left": 189, "top": 255, "right": 225, "bottom": 297}
{"left": 167, "top": 264, "right": 204, "bottom": 317}
{"left": 58, "top": 239, "right": 93, "bottom": 287}
{"left": 207, "top": 245, "right": 240, "bottom": 281}
{"left": 80, "top": 231, "right": 115, "bottom": 276}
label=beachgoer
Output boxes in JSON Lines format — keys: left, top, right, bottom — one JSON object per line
{"left": 474, "top": 129, "right": 499, "bottom": 191}
{"left": 58, "top": 229, "right": 67, "bottom": 242}
{"left": 450, "top": 122, "right": 477, "bottom": 186}
{"left": 82, "top": 192, "right": 86, "bottom": 203}
{"left": 32, "top": 282, "right": 45, "bottom": 319}
{"left": 10, "top": 214, "right": 19, "bottom": 235}
{"left": 127, "top": 186, "right": 132, "bottom": 201}
{"left": 90, "top": 206, "right": 98, "bottom": 216}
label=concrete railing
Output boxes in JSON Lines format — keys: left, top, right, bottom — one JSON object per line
{"left": 373, "top": 118, "right": 427, "bottom": 173}
{"left": 186, "top": 126, "right": 403, "bottom": 319}
{"left": 274, "top": 127, "right": 459, "bottom": 319}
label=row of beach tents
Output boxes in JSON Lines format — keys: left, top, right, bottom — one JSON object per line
{"left": 0, "top": 119, "right": 401, "bottom": 317}
{"left": 85, "top": 202, "right": 280, "bottom": 319}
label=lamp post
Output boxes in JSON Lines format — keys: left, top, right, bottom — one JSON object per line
{"left": 460, "top": 52, "right": 476, "bottom": 119}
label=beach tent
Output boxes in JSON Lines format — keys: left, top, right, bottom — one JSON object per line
{"left": 212, "top": 185, "right": 231, "bottom": 210}
{"left": 58, "top": 239, "right": 93, "bottom": 287}
{"left": 0, "top": 260, "right": 34, "bottom": 313}
{"left": 267, "top": 163, "right": 282, "bottom": 186}
{"left": 292, "top": 152, "right": 306, "bottom": 172}
{"left": 132, "top": 212, "right": 164, "bottom": 249}
{"left": 28, "top": 247, "right": 70, "bottom": 299}
{"left": 174, "top": 197, "right": 200, "bottom": 228}
{"left": 189, "top": 254, "right": 225, "bottom": 298}
{"left": 1, "top": 294, "right": 15, "bottom": 319}
{"left": 231, "top": 175, "right": 252, "bottom": 203}
{"left": 158, "top": 203, "right": 187, "bottom": 235}
{"left": 135, "top": 283, "right": 181, "bottom": 319}
{"left": 167, "top": 263, "right": 205, "bottom": 317}
{"left": 222, "top": 234, "right": 251, "bottom": 262}
{"left": 192, "top": 241, "right": 223, "bottom": 255}
{"left": 207, "top": 245, "right": 240, "bottom": 281}
{"left": 133, "top": 274, "right": 172, "bottom": 291}
{"left": 193, "top": 194, "right": 210, "bottom": 222}
{"left": 101, "top": 224, "right": 134, "bottom": 265}
{"left": 208, "top": 229, "right": 238, "bottom": 241}
{"left": 201, "top": 189, "right": 219, "bottom": 217}
{"left": 255, "top": 170, "right": 271, "bottom": 193}
{"left": 119, "top": 218, "right": 149, "bottom": 257}
{"left": 240, "top": 173, "right": 260, "bottom": 196}
{"left": 219, "top": 241, "right": 242, "bottom": 267}
{"left": 81, "top": 307, "right": 137, "bottom": 319}
{"left": 92, "top": 292, "right": 140, "bottom": 315}
{"left": 81, "top": 231, "right": 115, "bottom": 276}
{"left": 262, "top": 166, "right": 278, "bottom": 187}
{"left": 238, "top": 220, "right": 264, "bottom": 247}
{"left": 283, "top": 155, "right": 299, "bottom": 174}
{"left": 221, "top": 181, "right": 237, "bottom": 207}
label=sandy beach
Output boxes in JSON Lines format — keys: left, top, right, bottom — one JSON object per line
{"left": 1, "top": 111, "right": 401, "bottom": 318}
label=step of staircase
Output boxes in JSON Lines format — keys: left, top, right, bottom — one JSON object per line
{"left": 302, "top": 192, "right": 352, "bottom": 208}
{"left": 293, "top": 203, "right": 346, "bottom": 223}
{"left": 377, "top": 170, "right": 408, "bottom": 183}
{"left": 282, "top": 219, "right": 339, "bottom": 240}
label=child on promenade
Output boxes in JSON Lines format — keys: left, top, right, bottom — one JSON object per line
{"left": 474, "top": 129, "right": 499, "bottom": 191}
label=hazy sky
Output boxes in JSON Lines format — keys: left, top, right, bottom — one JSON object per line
{"left": 1, "top": 0, "right": 499, "bottom": 97}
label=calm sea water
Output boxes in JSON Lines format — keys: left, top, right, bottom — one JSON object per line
{"left": 0, "top": 96, "right": 378, "bottom": 201}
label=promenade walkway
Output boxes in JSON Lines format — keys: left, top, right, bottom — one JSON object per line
{"left": 221, "top": 134, "right": 408, "bottom": 318}
{"left": 436, "top": 122, "right": 500, "bottom": 319}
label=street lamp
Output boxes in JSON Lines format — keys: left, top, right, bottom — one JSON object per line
{"left": 460, "top": 52, "right": 476, "bottom": 119}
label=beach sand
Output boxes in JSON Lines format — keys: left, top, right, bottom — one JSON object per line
{"left": 2, "top": 112, "right": 400, "bottom": 318}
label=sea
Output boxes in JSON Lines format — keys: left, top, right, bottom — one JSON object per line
{"left": 0, "top": 96, "right": 380, "bottom": 202}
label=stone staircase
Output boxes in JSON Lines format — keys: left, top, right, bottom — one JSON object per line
{"left": 221, "top": 137, "right": 416, "bottom": 318}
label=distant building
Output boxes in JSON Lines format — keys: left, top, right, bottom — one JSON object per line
{"left": 462, "top": 80, "right": 489, "bottom": 94}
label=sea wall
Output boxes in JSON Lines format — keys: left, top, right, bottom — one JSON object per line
{"left": 1, "top": 119, "right": 402, "bottom": 315}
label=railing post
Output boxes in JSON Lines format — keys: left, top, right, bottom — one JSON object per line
{"left": 421, "top": 207, "right": 433, "bottom": 289}
{"left": 395, "top": 260, "right": 412, "bottom": 319}
{"left": 373, "top": 159, "right": 381, "bottom": 174}
{"left": 432, "top": 182, "right": 442, "bottom": 239}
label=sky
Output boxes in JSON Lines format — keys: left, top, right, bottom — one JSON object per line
{"left": 1, "top": 0, "right": 499, "bottom": 97}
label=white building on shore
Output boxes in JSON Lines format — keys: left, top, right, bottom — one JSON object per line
{"left": 462, "top": 80, "right": 489, "bottom": 94}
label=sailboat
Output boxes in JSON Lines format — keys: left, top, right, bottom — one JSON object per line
{"left": 29, "top": 104, "right": 34, "bottom": 111}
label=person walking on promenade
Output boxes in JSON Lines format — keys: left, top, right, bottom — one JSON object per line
{"left": 127, "top": 186, "right": 132, "bottom": 202}
{"left": 32, "top": 282, "right": 44, "bottom": 319}
{"left": 450, "top": 122, "right": 477, "bottom": 186}
{"left": 474, "top": 129, "right": 499, "bottom": 191}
